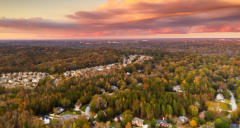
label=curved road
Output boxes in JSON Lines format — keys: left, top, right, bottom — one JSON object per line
{"left": 228, "top": 90, "right": 237, "bottom": 111}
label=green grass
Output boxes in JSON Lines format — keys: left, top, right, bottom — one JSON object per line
{"left": 109, "top": 122, "right": 116, "bottom": 127}
{"left": 80, "top": 105, "right": 88, "bottom": 111}
{"left": 59, "top": 110, "right": 79, "bottom": 116}
{"left": 224, "top": 99, "right": 231, "bottom": 104}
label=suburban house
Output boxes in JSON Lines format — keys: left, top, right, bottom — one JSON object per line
{"left": 40, "top": 115, "right": 51, "bottom": 125}
{"left": 74, "top": 103, "right": 82, "bottom": 111}
{"left": 96, "top": 66, "right": 104, "bottom": 71}
{"left": 199, "top": 111, "right": 206, "bottom": 118}
{"left": 113, "top": 114, "right": 123, "bottom": 122}
{"left": 173, "top": 85, "right": 185, "bottom": 92}
{"left": 142, "top": 125, "right": 148, "bottom": 128}
{"left": 229, "top": 124, "right": 240, "bottom": 128}
{"left": 132, "top": 117, "right": 144, "bottom": 127}
{"left": 216, "top": 93, "right": 224, "bottom": 102}
{"left": 178, "top": 116, "right": 189, "bottom": 123}
{"left": 107, "top": 65, "right": 112, "bottom": 69}
{"left": 111, "top": 85, "right": 118, "bottom": 90}
{"left": 56, "top": 107, "right": 65, "bottom": 114}
{"left": 32, "top": 78, "right": 39, "bottom": 84}
{"left": 101, "top": 88, "right": 105, "bottom": 93}
{"left": 155, "top": 119, "right": 169, "bottom": 127}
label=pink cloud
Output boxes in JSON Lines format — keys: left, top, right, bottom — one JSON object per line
{"left": 1, "top": 0, "right": 240, "bottom": 38}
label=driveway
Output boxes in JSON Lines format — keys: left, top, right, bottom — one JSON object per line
{"left": 85, "top": 106, "right": 90, "bottom": 117}
{"left": 228, "top": 90, "right": 237, "bottom": 111}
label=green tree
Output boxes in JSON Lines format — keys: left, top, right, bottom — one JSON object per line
{"left": 106, "top": 107, "right": 114, "bottom": 120}
{"left": 215, "top": 119, "right": 222, "bottom": 128}
{"left": 220, "top": 122, "right": 229, "bottom": 128}
{"left": 188, "top": 105, "right": 198, "bottom": 117}
{"left": 151, "top": 117, "right": 156, "bottom": 127}
{"left": 205, "top": 111, "right": 213, "bottom": 120}
{"left": 59, "top": 98, "right": 71, "bottom": 108}
{"left": 167, "top": 105, "right": 173, "bottom": 115}
{"left": 97, "top": 110, "right": 106, "bottom": 122}
{"left": 122, "top": 110, "right": 133, "bottom": 127}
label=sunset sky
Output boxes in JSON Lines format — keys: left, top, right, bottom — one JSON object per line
{"left": 1, "top": 0, "right": 240, "bottom": 39}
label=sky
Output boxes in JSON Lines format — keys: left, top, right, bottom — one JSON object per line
{"left": 0, "top": 0, "right": 240, "bottom": 39}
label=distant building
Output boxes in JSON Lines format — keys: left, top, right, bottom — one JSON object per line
{"left": 32, "top": 78, "right": 39, "bottom": 83}
{"left": 111, "top": 85, "right": 118, "bottom": 90}
{"left": 173, "top": 85, "right": 184, "bottom": 92}
{"left": 101, "top": 88, "right": 105, "bottom": 93}
{"left": 199, "top": 111, "right": 206, "bottom": 118}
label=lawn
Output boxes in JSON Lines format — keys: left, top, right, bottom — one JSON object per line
{"left": 59, "top": 110, "right": 81, "bottom": 116}
{"left": 80, "top": 105, "right": 88, "bottom": 111}
{"left": 224, "top": 99, "right": 231, "bottom": 104}
{"left": 109, "top": 122, "right": 117, "bottom": 127}
{"left": 206, "top": 101, "right": 231, "bottom": 111}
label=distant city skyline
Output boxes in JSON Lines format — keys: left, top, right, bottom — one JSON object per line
{"left": 1, "top": 0, "right": 240, "bottom": 39}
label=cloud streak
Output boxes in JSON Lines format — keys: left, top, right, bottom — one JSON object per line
{"left": 1, "top": 0, "right": 240, "bottom": 38}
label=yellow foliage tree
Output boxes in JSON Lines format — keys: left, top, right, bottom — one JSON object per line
{"left": 190, "top": 120, "right": 197, "bottom": 127}
{"left": 83, "top": 124, "right": 90, "bottom": 128}
{"left": 125, "top": 122, "right": 132, "bottom": 128}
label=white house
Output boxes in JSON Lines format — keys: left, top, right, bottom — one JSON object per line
{"left": 42, "top": 115, "right": 51, "bottom": 124}
{"left": 216, "top": 94, "right": 224, "bottom": 102}
{"left": 111, "top": 85, "right": 118, "bottom": 90}
{"left": 173, "top": 85, "right": 185, "bottom": 92}
{"left": 32, "top": 78, "right": 39, "bottom": 83}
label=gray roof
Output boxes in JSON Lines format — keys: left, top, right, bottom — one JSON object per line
{"left": 116, "top": 114, "right": 122, "bottom": 120}
{"left": 155, "top": 120, "right": 168, "bottom": 125}
{"left": 132, "top": 117, "right": 144, "bottom": 123}
{"left": 57, "top": 107, "right": 64, "bottom": 111}
{"left": 178, "top": 116, "right": 188, "bottom": 121}
{"left": 230, "top": 124, "right": 239, "bottom": 128}
{"left": 43, "top": 115, "right": 50, "bottom": 119}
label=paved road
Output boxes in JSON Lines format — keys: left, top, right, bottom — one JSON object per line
{"left": 228, "top": 90, "right": 237, "bottom": 111}
{"left": 85, "top": 106, "right": 90, "bottom": 116}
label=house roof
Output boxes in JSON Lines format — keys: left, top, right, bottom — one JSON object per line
{"left": 155, "top": 120, "right": 168, "bottom": 125}
{"left": 132, "top": 117, "right": 144, "bottom": 123}
{"left": 216, "top": 93, "right": 224, "bottom": 99}
{"left": 43, "top": 115, "right": 50, "bottom": 119}
{"left": 178, "top": 116, "right": 188, "bottom": 121}
{"left": 230, "top": 124, "right": 239, "bottom": 128}
{"left": 116, "top": 114, "right": 122, "bottom": 120}
{"left": 57, "top": 107, "right": 64, "bottom": 111}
